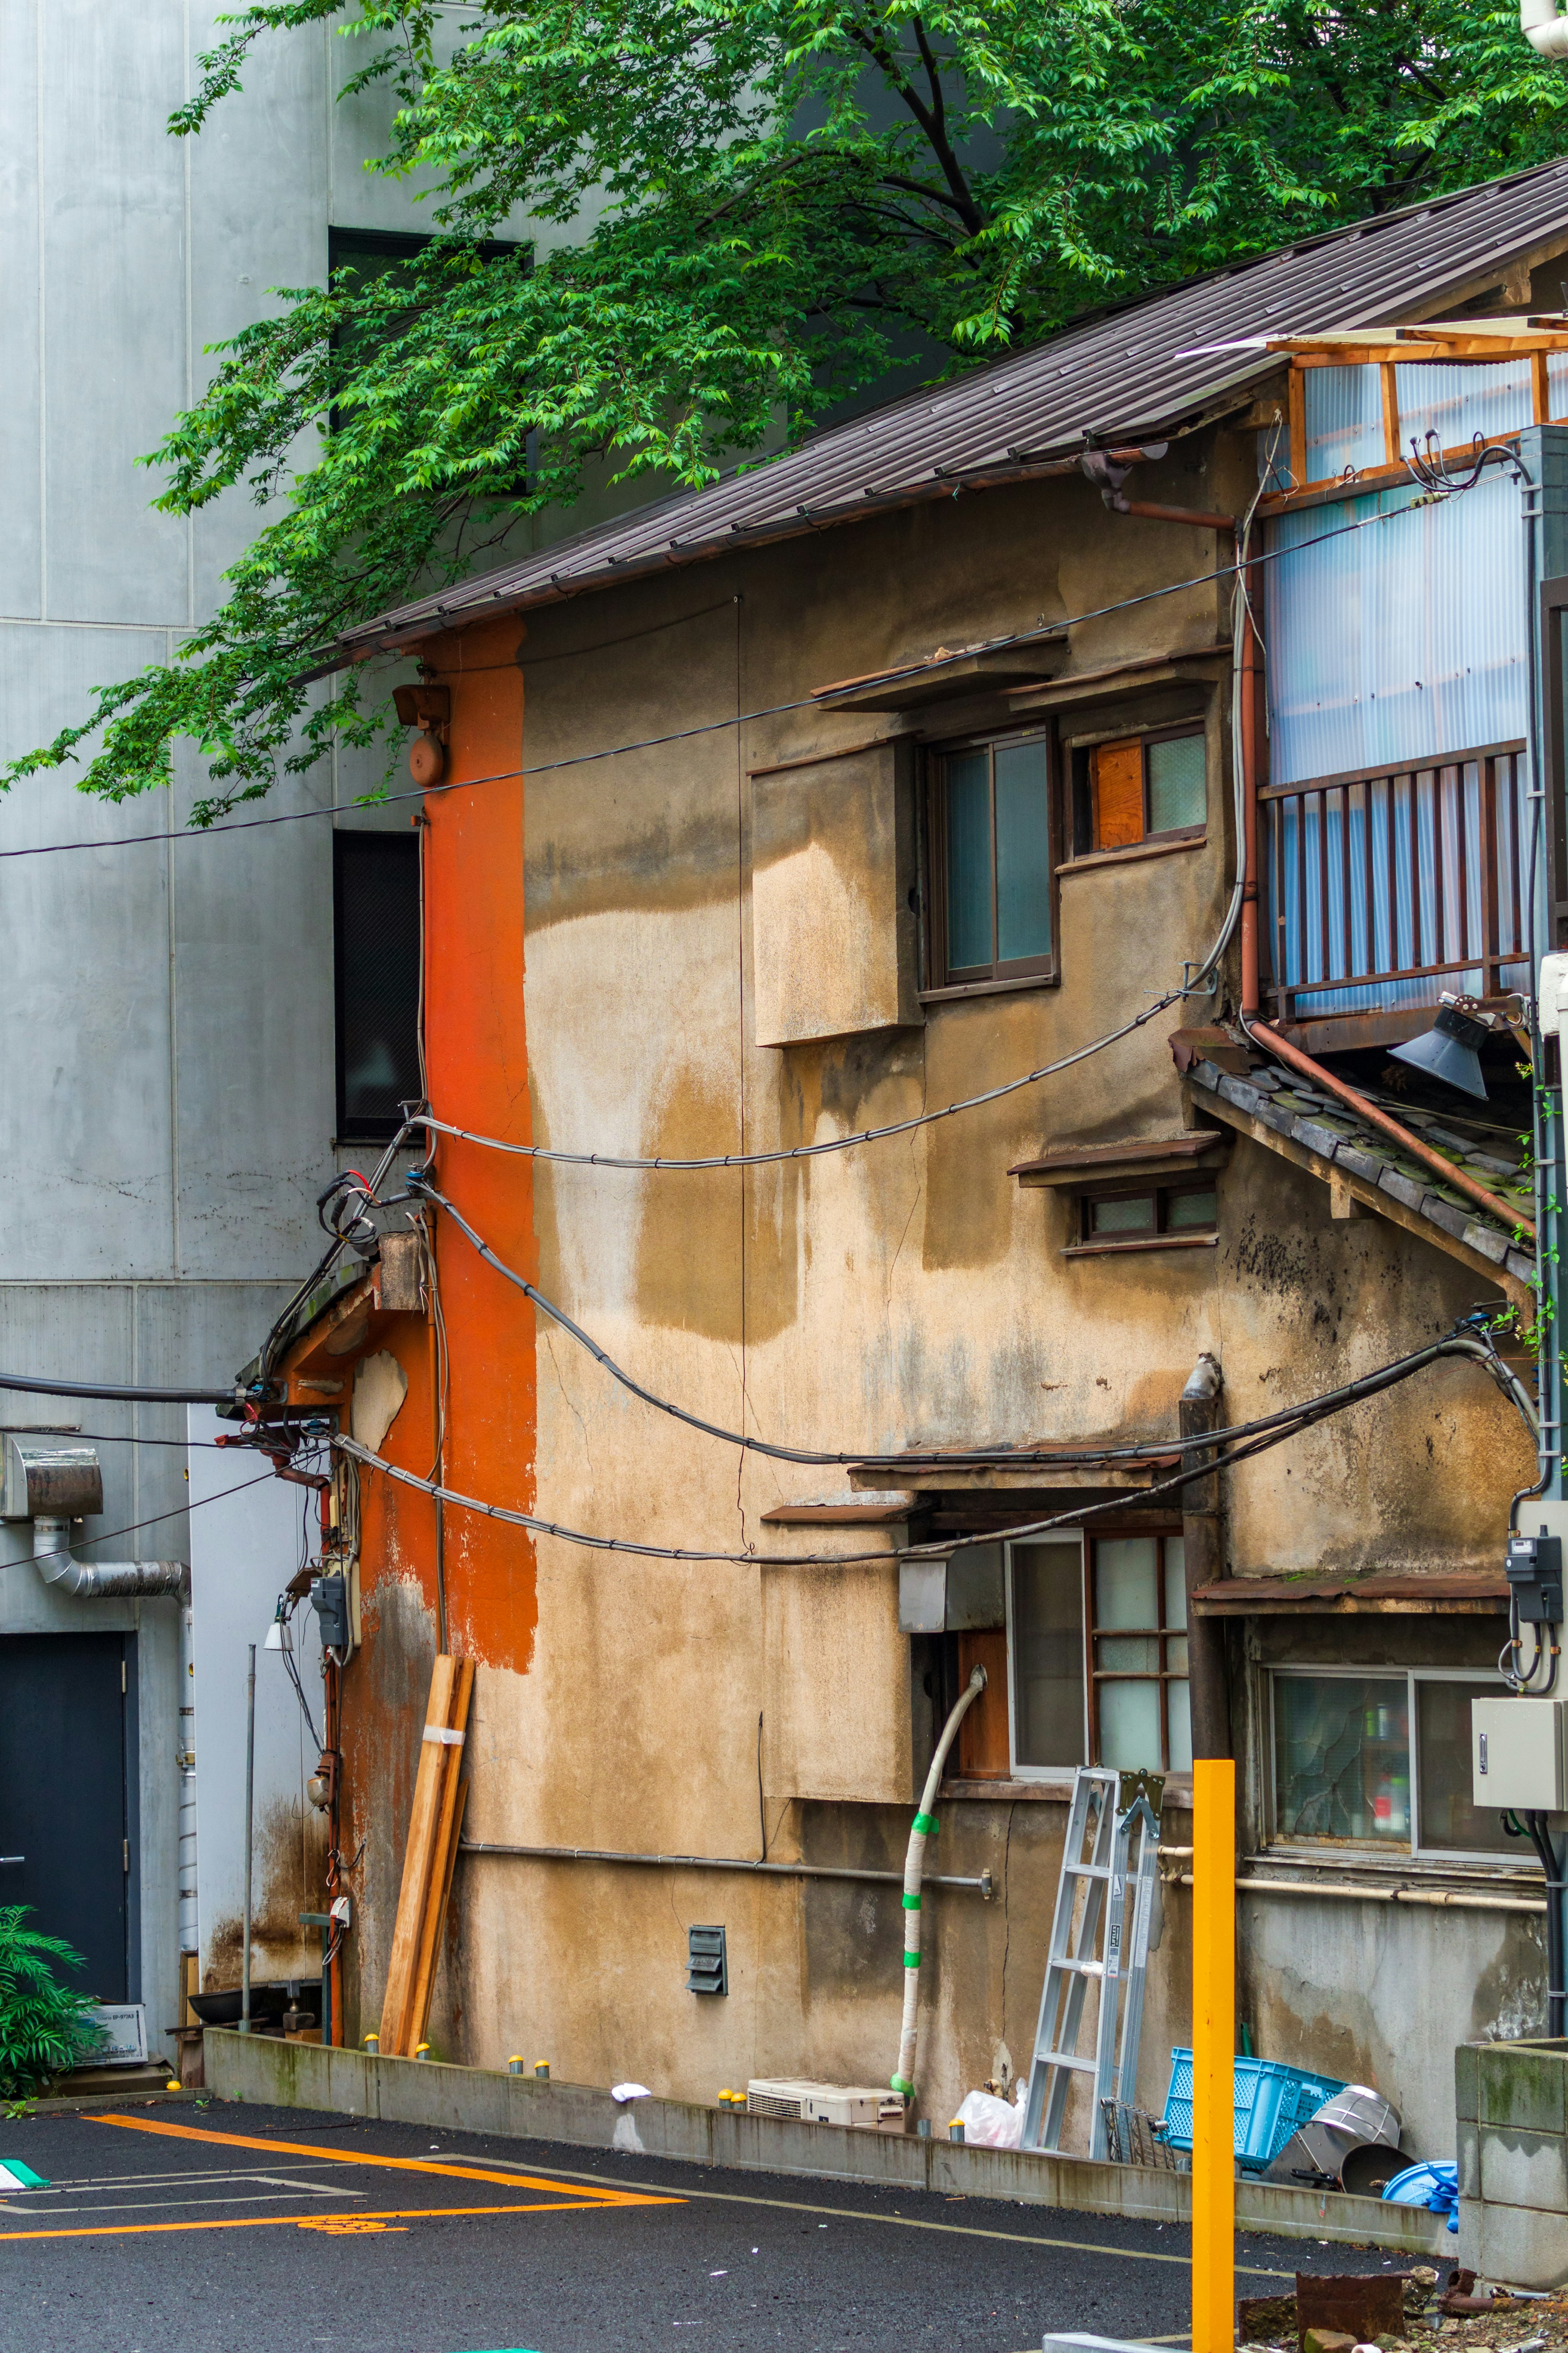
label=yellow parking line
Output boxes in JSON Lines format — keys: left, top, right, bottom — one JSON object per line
{"left": 88, "top": 2112, "right": 676, "bottom": 2206}
{"left": 0, "top": 2199, "right": 646, "bottom": 2244}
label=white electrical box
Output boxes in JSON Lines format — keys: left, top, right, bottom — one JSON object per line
{"left": 1472, "top": 1697, "right": 1568, "bottom": 1811}
{"left": 746, "top": 2077, "right": 905, "bottom": 2128}
{"left": 1539, "top": 952, "right": 1568, "bottom": 1038}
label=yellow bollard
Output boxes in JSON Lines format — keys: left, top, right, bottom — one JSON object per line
{"left": 1191, "top": 1756, "right": 1235, "bottom": 2353}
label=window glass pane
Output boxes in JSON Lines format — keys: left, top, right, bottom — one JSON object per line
{"left": 1100, "top": 1679, "right": 1163, "bottom": 1771}
{"left": 1095, "top": 1538, "right": 1160, "bottom": 1628}
{"left": 1166, "top": 1634, "right": 1189, "bottom": 1673}
{"left": 1147, "top": 734, "right": 1207, "bottom": 833}
{"left": 1274, "top": 1674, "right": 1409, "bottom": 1842}
{"left": 1166, "top": 1188, "right": 1217, "bottom": 1231}
{"left": 1416, "top": 1681, "right": 1514, "bottom": 1854}
{"left": 1090, "top": 1195, "right": 1155, "bottom": 1234}
{"left": 1098, "top": 1636, "right": 1160, "bottom": 1673}
{"left": 335, "top": 832, "right": 421, "bottom": 1139}
{"left": 1167, "top": 1679, "right": 1193, "bottom": 1771}
{"left": 1164, "top": 1537, "right": 1187, "bottom": 1630}
{"left": 945, "top": 752, "right": 992, "bottom": 972}
{"left": 994, "top": 738, "right": 1052, "bottom": 964}
{"left": 1011, "top": 1541, "right": 1085, "bottom": 1769}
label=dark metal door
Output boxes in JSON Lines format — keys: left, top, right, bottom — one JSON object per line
{"left": 0, "top": 1634, "right": 128, "bottom": 1999}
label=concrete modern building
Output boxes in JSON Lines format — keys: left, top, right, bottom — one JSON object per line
{"left": 0, "top": 4, "right": 536, "bottom": 2069}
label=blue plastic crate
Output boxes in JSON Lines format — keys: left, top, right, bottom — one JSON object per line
{"left": 1156, "top": 2049, "right": 1348, "bottom": 2174}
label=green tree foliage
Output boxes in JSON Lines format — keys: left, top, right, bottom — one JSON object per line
{"left": 0, "top": 1909, "right": 105, "bottom": 2099}
{"left": 9, "top": 0, "right": 1568, "bottom": 815}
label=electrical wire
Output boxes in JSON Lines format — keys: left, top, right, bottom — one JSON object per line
{"left": 1, "top": 1469, "right": 280, "bottom": 1570}
{"left": 412, "top": 1176, "right": 1536, "bottom": 1469}
{"left": 0, "top": 488, "right": 1480, "bottom": 870}
{"left": 0, "top": 1370, "right": 237, "bottom": 1405}
{"left": 330, "top": 1321, "right": 1523, "bottom": 1566}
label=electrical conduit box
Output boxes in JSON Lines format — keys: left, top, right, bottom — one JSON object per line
{"left": 1472, "top": 1697, "right": 1568, "bottom": 1812}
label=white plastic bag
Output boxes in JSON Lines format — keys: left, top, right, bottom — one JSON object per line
{"left": 952, "top": 2088, "right": 1024, "bottom": 2149}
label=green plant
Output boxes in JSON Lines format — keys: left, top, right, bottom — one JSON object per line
{"left": 8, "top": 0, "right": 1568, "bottom": 816}
{"left": 0, "top": 1909, "right": 106, "bottom": 2099}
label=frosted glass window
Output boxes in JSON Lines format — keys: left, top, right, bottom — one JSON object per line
{"left": 945, "top": 751, "right": 991, "bottom": 973}
{"left": 1414, "top": 1682, "right": 1514, "bottom": 1856}
{"left": 994, "top": 738, "right": 1053, "bottom": 964}
{"left": 1011, "top": 1542, "right": 1085, "bottom": 1769}
{"left": 1166, "top": 1187, "right": 1217, "bottom": 1230}
{"left": 1090, "top": 1194, "right": 1155, "bottom": 1235}
{"left": 1164, "top": 1537, "right": 1187, "bottom": 1630}
{"left": 1147, "top": 734, "right": 1206, "bottom": 834}
{"left": 1089, "top": 1534, "right": 1187, "bottom": 1774}
{"left": 1303, "top": 365, "right": 1383, "bottom": 479}
{"left": 1100, "top": 1681, "right": 1162, "bottom": 1771}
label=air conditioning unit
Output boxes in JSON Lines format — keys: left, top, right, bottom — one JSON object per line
{"left": 745, "top": 2077, "right": 905, "bottom": 2128}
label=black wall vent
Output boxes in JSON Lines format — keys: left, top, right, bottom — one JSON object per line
{"left": 686, "top": 1923, "right": 727, "bottom": 1996}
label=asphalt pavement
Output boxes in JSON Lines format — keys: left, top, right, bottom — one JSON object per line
{"left": 0, "top": 2097, "right": 1419, "bottom": 2353}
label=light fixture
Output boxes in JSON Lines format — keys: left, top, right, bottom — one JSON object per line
{"left": 264, "top": 1598, "right": 292, "bottom": 1652}
{"left": 1388, "top": 996, "right": 1491, "bottom": 1100}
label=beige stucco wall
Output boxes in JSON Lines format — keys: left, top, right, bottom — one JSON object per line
{"left": 420, "top": 437, "right": 1539, "bottom": 2148}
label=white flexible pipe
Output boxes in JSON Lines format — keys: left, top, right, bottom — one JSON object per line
{"left": 1523, "top": 0, "right": 1568, "bottom": 59}
{"left": 891, "top": 1664, "right": 987, "bottom": 2101}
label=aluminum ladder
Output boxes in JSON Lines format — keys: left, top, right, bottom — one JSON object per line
{"left": 1020, "top": 1765, "right": 1164, "bottom": 2159}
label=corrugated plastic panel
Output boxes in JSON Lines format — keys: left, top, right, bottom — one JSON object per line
{"left": 1265, "top": 466, "right": 1527, "bottom": 785}
{"left": 1396, "top": 359, "right": 1532, "bottom": 456}
{"left": 1304, "top": 365, "right": 1383, "bottom": 477}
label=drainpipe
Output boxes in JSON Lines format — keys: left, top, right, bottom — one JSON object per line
{"left": 179, "top": 1599, "right": 198, "bottom": 1961}
{"left": 1179, "top": 1355, "right": 1231, "bottom": 1760}
{"left": 1238, "top": 544, "right": 1263, "bottom": 1017}
{"left": 890, "top": 1664, "right": 987, "bottom": 2106}
{"left": 1521, "top": 0, "right": 1568, "bottom": 57}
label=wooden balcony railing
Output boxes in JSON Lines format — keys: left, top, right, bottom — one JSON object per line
{"left": 1261, "top": 741, "right": 1530, "bottom": 1024}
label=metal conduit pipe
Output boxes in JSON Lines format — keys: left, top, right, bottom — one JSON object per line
{"left": 32, "top": 1515, "right": 188, "bottom": 1601}
{"left": 1171, "top": 1872, "right": 1546, "bottom": 1914}
{"left": 461, "top": 1840, "right": 993, "bottom": 1894}
{"left": 178, "top": 1599, "right": 198, "bottom": 1958}
{"left": 1522, "top": 0, "right": 1568, "bottom": 58}
{"left": 891, "top": 1665, "right": 988, "bottom": 2101}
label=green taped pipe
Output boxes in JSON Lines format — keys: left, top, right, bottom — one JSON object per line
{"left": 890, "top": 1664, "right": 987, "bottom": 2101}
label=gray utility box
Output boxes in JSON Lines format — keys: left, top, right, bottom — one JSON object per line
{"left": 898, "top": 1545, "right": 1004, "bottom": 1634}
{"left": 1472, "top": 1695, "right": 1568, "bottom": 1812}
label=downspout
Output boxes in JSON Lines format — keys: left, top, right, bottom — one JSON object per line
{"left": 1522, "top": 0, "right": 1568, "bottom": 58}
{"left": 1179, "top": 1354, "right": 1231, "bottom": 1759}
{"left": 891, "top": 1664, "right": 987, "bottom": 2105}
{"left": 1238, "top": 529, "right": 1263, "bottom": 1018}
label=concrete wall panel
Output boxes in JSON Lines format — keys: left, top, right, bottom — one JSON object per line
{"left": 0, "top": 0, "right": 43, "bottom": 620}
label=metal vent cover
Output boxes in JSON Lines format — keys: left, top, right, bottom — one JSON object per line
{"left": 686, "top": 1924, "right": 727, "bottom": 1997}
{"left": 2, "top": 1439, "right": 102, "bottom": 1523}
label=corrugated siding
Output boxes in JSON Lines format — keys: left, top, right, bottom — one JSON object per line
{"left": 1396, "top": 359, "right": 1533, "bottom": 455}
{"left": 1264, "top": 464, "right": 1527, "bottom": 786}
{"left": 1304, "top": 366, "right": 1384, "bottom": 476}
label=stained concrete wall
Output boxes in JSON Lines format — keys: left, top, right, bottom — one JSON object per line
{"left": 302, "top": 418, "right": 1542, "bottom": 2153}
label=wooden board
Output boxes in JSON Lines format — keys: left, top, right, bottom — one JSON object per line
{"left": 1091, "top": 741, "right": 1143, "bottom": 850}
{"left": 956, "top": 1629, "right": 1011, "bottom": 1778}
{"left": 406, "top": 1660, "right": 474, "bottom": 2050}
{"left": 379, "top": 1653, "right": 458, "bottom": 2056}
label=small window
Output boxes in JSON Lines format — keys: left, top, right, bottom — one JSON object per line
{"left": 1271, "top": 1670, "right": 1514, "bottom": 1857}
{"left": 928, "top": 732, "right": 1055, "bottom": 988}
{"left": 1070, "top": 1182, "right": 1218, "bottom": 1253}
{"left": 334, "top": 832, "right": 421, "bottom": 1142}
{"left": 1080, "top": 727, "right": 1207, "bottom": 854}
{"left": 1009, "top": 1539, "right": 1087, "bottom": 1770}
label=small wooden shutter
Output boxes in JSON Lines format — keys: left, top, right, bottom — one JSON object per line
{"left": 1092, "top": 740, "right": 1144, "bottom": 850}
{"left": 956, "top": 1629, "right": 1011, "bottom": 1778}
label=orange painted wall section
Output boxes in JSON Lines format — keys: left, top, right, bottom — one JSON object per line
{"left": 419, "top": 619, "right": 537, "bottom": 1673}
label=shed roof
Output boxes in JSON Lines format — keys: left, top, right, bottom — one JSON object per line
{"left": 336, "top": 160, "right": 1568, "bottom": 658}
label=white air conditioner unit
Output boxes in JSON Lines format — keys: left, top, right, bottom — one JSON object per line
{"left": 745, "top": 2077, "right": 904, "bottom": 2128}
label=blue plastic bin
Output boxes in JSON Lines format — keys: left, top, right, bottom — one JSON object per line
{"left": 1157, "top": 2049, "right": 1348, "bottom": 2173}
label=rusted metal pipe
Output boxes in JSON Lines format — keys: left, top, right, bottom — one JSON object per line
{"left": 1245, "top": 1019, "right": 1535, "bottom": 1240}
{"left": 1179, "top": 1356, "right": 1230, "bottom": 1760}
{"left": 1239, "top": 560, "right": 1263, "bottom": 1016}
{"left": 1109, "top": 500, "right": 1238, "bottom": 532}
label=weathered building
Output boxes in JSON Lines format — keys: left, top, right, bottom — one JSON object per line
{"left": 228, "top": 163, "right": 1568, "bottom": 2160}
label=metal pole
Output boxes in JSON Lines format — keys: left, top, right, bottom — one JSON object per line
{"left": 240, "top": 1641, "right": 256, "bottom": 2034}
{"left": 1191, "top": 1756, "right": 1235, "bottom": 2353}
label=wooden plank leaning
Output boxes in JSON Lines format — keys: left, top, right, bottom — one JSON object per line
{"left": 406, "top": 1659, "right": 475, "bottom": 2052}
{"left": 379, "top": 1653, "right": 459, "bottom": 2055}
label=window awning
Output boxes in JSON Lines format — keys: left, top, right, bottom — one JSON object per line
{"left": 1193, "top": 1571, "right": 1508, "bottom": 1615}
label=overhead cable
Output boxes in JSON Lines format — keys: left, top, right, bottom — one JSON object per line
{"left": 0, "top": 490, "right": 1469, "bottom": 868}
{"left": 419, "top": 1178, "right": 1537, "bottom": 1465}
{"left": 2, "top": 1470, "right": 281, "bottom": 1573}
{"left": 331, "top": 1322, "right": 1526, "bottom": 1567}
{"left": 0, "top": 1369, "right": 237, "bottom": 1405}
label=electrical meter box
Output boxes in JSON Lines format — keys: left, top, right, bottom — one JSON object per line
{"left": 1472, "top": 1696, "right": 1568, "bottom": 1811}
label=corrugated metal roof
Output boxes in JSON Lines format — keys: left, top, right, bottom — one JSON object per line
{"left": 339, "top": 161, "right": 1568, "bottom": 653}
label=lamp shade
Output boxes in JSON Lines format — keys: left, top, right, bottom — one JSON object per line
{"left": 1387, "top": 1003, "right": 1489, "bottom": 1100}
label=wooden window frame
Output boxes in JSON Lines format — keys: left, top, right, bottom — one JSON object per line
{"left": 1063, "top": 1177, "right": 1219, "bottom": 1258}
{"left": 1078, "top": 723, "right": 1208, "bottom": 859}
{"left": 924, "top": 727, "right": 1059, "bottom": 993}
{"left": 1086, "top": 1528, "right": 1188, "bottom": 1777}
